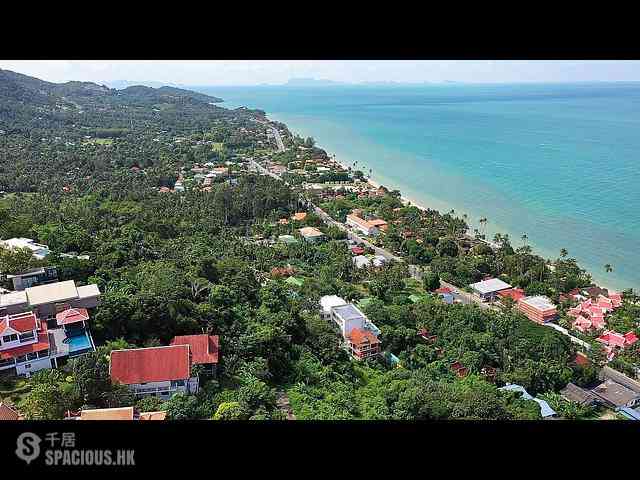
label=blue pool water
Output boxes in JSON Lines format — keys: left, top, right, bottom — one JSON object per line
{"left": 64, "top": 332, "right": 92, "bottom": 353}
{"left": 194, "top": 82, "right": 640, "bottom": 291}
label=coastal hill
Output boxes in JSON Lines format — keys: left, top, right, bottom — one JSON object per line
{"left": 0, "top": 68, "right": 223, "bottom": 106}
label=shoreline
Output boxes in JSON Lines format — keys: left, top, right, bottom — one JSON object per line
{"left": 330, "top": 155, "right": 621, "bottom": 294}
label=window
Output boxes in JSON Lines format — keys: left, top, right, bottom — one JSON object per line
{"left": 2, "top": 334, "right": 18, "bottom": 343}
{"left": 19, "top": 331, "right": 35, "bottom": 342}
{"left": 26, "top": 352, "right": 38, "bottom": 361}
{"left": 15, "top": 355, "right": 27, "bottom": 364}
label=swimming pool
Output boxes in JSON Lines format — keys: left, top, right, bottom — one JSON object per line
{"left": 64, "top": 331, "right": 94, "bottom": 355}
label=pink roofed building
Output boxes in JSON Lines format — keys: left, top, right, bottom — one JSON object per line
{"left": 596, "top": 331, "right": 638, "bottom": 361}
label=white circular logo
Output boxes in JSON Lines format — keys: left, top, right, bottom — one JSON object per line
{"left": 15, "top": 432, "right": 41, "bottom": 465}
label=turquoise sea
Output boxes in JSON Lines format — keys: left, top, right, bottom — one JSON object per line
{"left": 194, "top": 83, "right": 640, "bottom": 291}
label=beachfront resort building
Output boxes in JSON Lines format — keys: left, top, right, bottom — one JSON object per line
{"left": 319, "top": 296, "right": 382, "bottom": 360}
{"left": 469, "top": 278, "right": 512, "bottom": 302}
{"left": 110, "top": 345, "right": 199, "bottom": 399}
{"left": 517, "top": 296, "right": 558, "bottom": 324}
{"left": 0, "top": 238, "right": 50, "bottom": 260}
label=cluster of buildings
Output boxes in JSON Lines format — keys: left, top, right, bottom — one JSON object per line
{"left": 320, "top": 295, "right": 381, "bottom": 360}
{"left": 469, "top": 278, "right": 559, "bottom": 324}
{"left": 561, "top": 366, "right": 640, "bottom": 419}
{"left": 0, "top": 279, "right": 101, "bottom": 376}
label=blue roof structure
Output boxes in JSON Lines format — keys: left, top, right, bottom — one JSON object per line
{"left": 499, "top": 384, "right": 557, "bottom": 418}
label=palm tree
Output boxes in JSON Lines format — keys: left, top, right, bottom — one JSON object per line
{"left": 560, "top": 248, "right": 568, "bottom": 258}
{"left": 604, "top": 264, "right": 613, "bottom": 273}
{"left": 479, "top": 217, "right": 487, "bottom": 236}
{"left": 521, "top": 233, "right": 528, "bottom": 247}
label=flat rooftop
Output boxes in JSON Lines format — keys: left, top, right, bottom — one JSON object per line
{"left": 332, "top": 303, "right": 366, "bottom": 322}
{"left": 470, "top": 278, "right": 512, "bottom": 295}
{"left": 520, "top": 295, "right": 556, "bottom": 311}
{"left": 25, "top": 280, "right": 79, "bottom": 306}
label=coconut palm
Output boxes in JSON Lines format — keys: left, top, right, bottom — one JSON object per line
{"left": 560, "top": 248, "right": 568, "bottom": 258}
{"left": 604, "top": 264, "right": 613, "bottom": 273}
{"left": 521, "top": 233, "right": 528, "bottom": 247}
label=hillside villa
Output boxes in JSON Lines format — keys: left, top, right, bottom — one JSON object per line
{"left": 319, "top": 296, "right": 381, "bottom": 360}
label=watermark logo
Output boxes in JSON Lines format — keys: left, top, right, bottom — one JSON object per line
{"left": 14, "top": 431, "right": 135, "bottom": 467}
{"left": 15, "top": 432, "right": 42, "bottom": 465}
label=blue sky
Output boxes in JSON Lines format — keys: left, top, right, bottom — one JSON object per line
{"left": 2, "top": 60, "right": 640, "bottom": 86}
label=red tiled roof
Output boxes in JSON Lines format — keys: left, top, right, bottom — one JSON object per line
{"left": 347, "top": 328, "right": 379, "bottom": 346}
{"left": 0, "top": 323, "right": 49, "bottom": 360}
{"left": 497, "top": 288, "right": 525, "bottom": 301}
{"left": 624, "top": 331, "right": 639, "bottom": 346}
{"left": 0, "top": 312, "right": 38, "bottom": 334}
{"left": 56, "top": 308, "right": 89, "bottom": 326}
{"left": 575, "top": 352, "right": 590, "bottom": 367}
{"left": 351, "top": 246, "right": 365, "bottom": 255}
{"left": 0, "top": 403, "right": 22, "bottom": 421}
{"left": 435, "top": 287, "right": 452, "bottom": 294}
{"left": 170, "top": 335, "right": 219, "bottom": 365}
{"left": 110, "top": 345, "right": 191, "bottom": 385}
{"left": 597, "top": 331, "right": 627, "bottom": 348}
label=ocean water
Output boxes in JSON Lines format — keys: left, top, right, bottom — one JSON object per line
{"left": 194, "top": 83, "right": 640, "bottom": 291}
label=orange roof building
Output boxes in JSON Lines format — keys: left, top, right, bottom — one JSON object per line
{"left": 291, "top": 212, "right": 307, "bottom": 222}
{"left": 110, "top": 345, "right": 197, "bottom": 399}
{"left": 347, "top": 328, "right": 381, "bottom": 360}
{"left": 170, "top": 334, "right": 219, "bottom": 373}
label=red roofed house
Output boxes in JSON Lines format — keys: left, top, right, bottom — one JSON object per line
{"left": 0, "top": 402, "right": 23, "bottom": 420}
{"left": 596, "top": 331, "right": 638, "bottom": 361}
{"left": 110, "top": 345, "right": 198, "bottom": 399}
{"left": 347, "top": 328, "right": 381, "bottom": 360}
{"left": 497, "top": 288, "right": 526, "bottom": 302}
{"left": 170, "top": 334, "right": 219, "bottom": 375}
{"left": 351, "top": 246, "right": 365, "bottom": 255}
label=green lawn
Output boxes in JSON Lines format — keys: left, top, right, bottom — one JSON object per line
{"left": 211, "top": 142, "right": 224, "bottom": 152}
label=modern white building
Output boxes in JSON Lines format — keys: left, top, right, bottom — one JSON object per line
{"left": 319, "top": 295, "right": 347, "bottom": 321}
{"left": 469, "top": 278, "right": 512, "bottom": 302}
{"left": 0, "top": 238, "right": 50, "bottom": 260}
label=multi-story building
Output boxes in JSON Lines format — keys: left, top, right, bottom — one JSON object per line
{"left": 320, "top": 298, "right": 382, "bottom": 360}
{"left": 0, "top": 280, "right": 101, "bottom": 319}
{"left": 110, "top": 345, "right": 199, "bottom": 399}
{"left": 517, "top": 296, "right": 558, "bottom": 324}
{"left": 0, "top": 308, "right": 95, "bottom": 376}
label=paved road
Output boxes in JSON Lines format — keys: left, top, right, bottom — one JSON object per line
{"left": 269, "top": 127, "right": 285, "bottom": 152}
